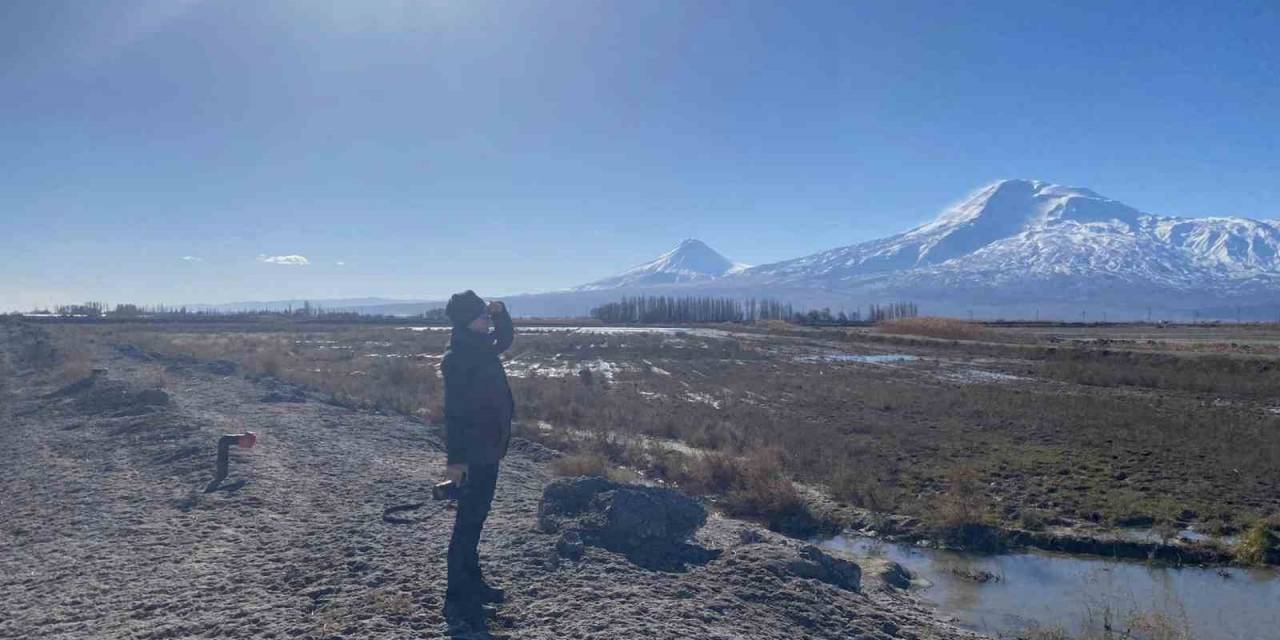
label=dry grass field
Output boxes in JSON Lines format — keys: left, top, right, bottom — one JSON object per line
{"left": 48, "top": 317, "right": 1275, "bottom": 562}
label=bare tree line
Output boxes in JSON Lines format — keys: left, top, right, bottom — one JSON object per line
{"left": 589, "top": 295, "right": 919, "bottom": 325}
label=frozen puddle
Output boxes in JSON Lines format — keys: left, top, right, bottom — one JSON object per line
{"left": 940, "top": 368, "right": 1028, "bottom": 384}
{"left": 403, "top": 326, "right": 736, "bottom": 339}
{"left": 820, "top": 534, "right": 1280, "bottom": 640}
{"left": 682, "top": 392, "right": 723, "bottom": 408}
{"left": 802, "top": 353, "right": 920, "bottom": 364}
{"left": 505, "top": 358, "right": 630, "bottom": 381}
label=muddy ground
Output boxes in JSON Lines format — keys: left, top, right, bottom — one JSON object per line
{"left": 0, "top": 321, "right": 974, "bottom": 640}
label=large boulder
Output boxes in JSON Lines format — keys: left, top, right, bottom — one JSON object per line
{"left": 538, "top": 476, "right": 715, "bottom": 570}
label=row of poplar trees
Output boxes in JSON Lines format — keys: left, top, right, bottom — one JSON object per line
{"left": 590, "top": 296, "right": 796, "bottom": 324}
{"left": 591, "top": 295, "right": 919, "bottom": 325}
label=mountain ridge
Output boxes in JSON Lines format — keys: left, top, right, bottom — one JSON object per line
{"left": 186, "top": 180, "right": 1280, "bottom": 320}
{"left": 726, "top": 179, "right": 1280, "bottom": 304}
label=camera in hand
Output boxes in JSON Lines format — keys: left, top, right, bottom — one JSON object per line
{"left": 432, "top": 480, "right": 461, "bottom": 501}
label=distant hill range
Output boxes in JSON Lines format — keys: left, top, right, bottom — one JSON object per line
{"left": 200, "top": 180, "right": 1280, "bottom": 321}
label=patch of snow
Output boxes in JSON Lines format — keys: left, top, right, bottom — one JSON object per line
{"left": 505, "top": 358, "right": 631, "bottom": 381}
{"left": 682, "top": 392, "right": 723, "bottom": 408}
{"left": 939, "top": 369, "right": 1029, "bottom": 384}
{"left": 800, "top": 353, "right": 919, "bottom": 364}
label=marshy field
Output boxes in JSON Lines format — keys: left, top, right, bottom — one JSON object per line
{"left": 5, "top": 316, "right": 1280, "bottom": 639}
{"left": 103, "top": 318, "right": 1280, "bottom": 545}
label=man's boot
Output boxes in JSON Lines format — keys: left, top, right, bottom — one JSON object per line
{"left": 443, "top": 593, "right": 486, "bottom": 627}
{"left": 466, "top": 562, "right": 504, "bottom": 603}
{"left": 474, "top": 577, "right": 505, "bottom": 604}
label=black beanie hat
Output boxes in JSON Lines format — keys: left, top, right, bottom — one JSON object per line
{"left": 445, "top": 290, "right": 486, "bottom": 328}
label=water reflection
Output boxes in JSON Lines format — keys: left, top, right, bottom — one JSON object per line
{"left": 821, "top": 535, "right": 1280, "bottom": 639}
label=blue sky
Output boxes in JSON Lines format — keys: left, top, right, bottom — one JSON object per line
{"left": 3, "top": 1, "right": 1278, "bottom": 310}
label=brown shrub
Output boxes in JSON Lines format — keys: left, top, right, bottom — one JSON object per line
{"left": 720, "top": 449, "right": 802, "bottom": 515}
{"left": 57, "top": 347, "right": 93, "bottom": 384}
{"left": 879, "top": 317, "right": 990, "bottom": 340}
{"left": 1235, "top": 517, "right": 1280, "bottom": 565}
{"left": 682, "top": 453, "right": 743, "bottom": 495}
{"left": 550, "top": 452, "right": 610, "bottom": 477}
{"left": 929, "top": 467, "right": 1004, "bottom": 551}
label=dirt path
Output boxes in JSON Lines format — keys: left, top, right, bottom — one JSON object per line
{"left": 0, "top": 324, "right": 974, "bottom": 639}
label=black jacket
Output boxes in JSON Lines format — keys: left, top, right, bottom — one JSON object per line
{"left": 442, "top": 309, "right": 515, "bottom": 465}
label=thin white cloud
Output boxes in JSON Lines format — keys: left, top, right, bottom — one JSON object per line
{"left": 336, "top": 261, "right": 346, "bottom": 266}
{"left": 180, "top": 256, "right": 201, "bottom": 262}
{"left": 258, "top": 254, "right": 310, "bottom": 266}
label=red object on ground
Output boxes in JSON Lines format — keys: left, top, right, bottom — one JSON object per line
{"left": 237, "top": 432, "right": 257, "bottom": 448}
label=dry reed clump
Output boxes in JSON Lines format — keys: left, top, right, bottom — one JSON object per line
{"left": 929, "top": 467, "right": 1004, "bottom": 552}
{"left": 122, "top": 329, "right": 448, "bottom": 417}
{"left": 548, "top": 452, "right": 638, "bottom": 483}
{"left": 1024, "top": 599, "right": 1194, "bottom": 640}
{"left": 548, "top": 452, "right": 606, "bottom": 476}
{"left": 1235, "top": 517, "right": 1280, "bottom": 565}
{"left": 878, "top": 317, "right": 990, "bottom": 340}
{"left": 1041, "top": 349, "right": 1280, "bottom": 399}
{"left": 757, "top": 319, "right": 794, "bottom": 334}
{"left": 57, "top": 345, "right": 94, "bottom": 384}
{"left": 716, "top": 450, "right": 804, "bottom": 514}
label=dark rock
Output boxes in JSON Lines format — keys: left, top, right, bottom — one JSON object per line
{"left": 72, "top": 379, "right": 171, "bottom": 415}
{"left": 261, "top": 390, "right": 307, "bottom": 403}
{"left": 765, "top": 501, "right": 840, "bottom": 539}
{"left": 204, "top": 360, "right": 238, "bottom": 376}
{"left": 506, "top": 438, "right": 559, "bottom": 463}
{"left": 937, "top": 522, "right": 1007, "bottom": 553}
{"left": 949, "top": 567, "right": 1000, "bottom": 583}
{"left": 791, "top": 545, "right": 862, "bottom": 591}
{"left": 718, "top": 544, "right": 861, "bottom": 592}
{"left": 879, "top": 562, "right": 913, "bottom": 590}
{"left": 114, "top": 344, "right": 152, "bottom": 360}
{"left": 135, "top": 389, "right": 170, "bottom": 406}
{"left": 538, "top": 476, "right": 618, "bottom": 533}
{"left": 1115, "top": 514, "right": 1156, "bottom": 527}
{"left": 555, "top": 529, "right": 584, "bottom": 560}
{"left": 538, "top": 476, "right": 716, "bottom": 571}
{"left": 45, "top": 374, "right": 99, "bottom": 398}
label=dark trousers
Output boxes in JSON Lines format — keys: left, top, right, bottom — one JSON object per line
{"left": 446, "top": 463, "right": 499, "bottom": 601}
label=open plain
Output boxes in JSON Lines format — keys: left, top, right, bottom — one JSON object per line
{"left": 4, "top": 317, "right": 1280, "bottom": 639}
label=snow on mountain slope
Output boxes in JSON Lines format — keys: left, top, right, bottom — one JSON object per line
{"left": 741, "top": 180, "right": 1148, "bottom": 284}
{"left": 1153, "top": 216, "right": 1280, "bottom": 274}
{"left": 573, "top": 239, "right": 749, "bottom": 291}
{"left": 435, "top": 180, "right": 1278, "bottom": 319}
{"left": 734, "top": 179, "right": 1280, "bottom": 300}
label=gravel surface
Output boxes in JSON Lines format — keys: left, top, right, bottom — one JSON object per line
{"left": 0, "top": 323, "right": 977, "bottom": 639}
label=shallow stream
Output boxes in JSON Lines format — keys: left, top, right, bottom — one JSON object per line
{"left": 820, "top": 535, "right": 1280, "bottom": 639}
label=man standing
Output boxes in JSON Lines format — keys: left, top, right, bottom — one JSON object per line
{"left": 441, "top": 290, "right": 514, "bottom": 625}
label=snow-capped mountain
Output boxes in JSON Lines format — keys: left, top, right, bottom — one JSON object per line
{"left": 202, "top": 181, "right": 1280, "bottom": 320}
{"left": 573, "top": 239, "right": 748, "bottom": 291}
{"left": 728, "top": 179, "right": 1280, "bottom": 315}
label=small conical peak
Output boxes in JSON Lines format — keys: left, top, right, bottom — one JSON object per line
{"left": 652, "top": 239, "right": 733, "bottom": 272}
{"left": 571, "top": 239, "right": 744, "bottom": 290}
{"left": 673, "top": 238, "right": 710, "bottom": 251}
